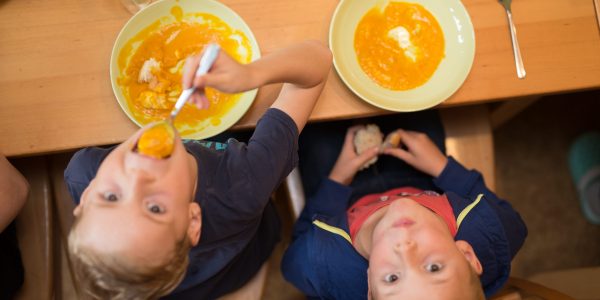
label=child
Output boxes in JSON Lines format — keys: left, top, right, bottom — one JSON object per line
{"left": 64, "top": 41, "right": 332, "bottom": 299}
{"left": 282, "top": 111, "right": 527, "bottom": 299}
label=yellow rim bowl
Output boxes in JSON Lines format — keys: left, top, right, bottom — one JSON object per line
{"left": 110, "top": 0, "right": 260, "bottom": 139}
{"left": 329, "top": 0, "right": 476, "bottom": 112}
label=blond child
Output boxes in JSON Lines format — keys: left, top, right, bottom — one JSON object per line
{"left": 64, "top": 41, "right": 332, "bottom": 299}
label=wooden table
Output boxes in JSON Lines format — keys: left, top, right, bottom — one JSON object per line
{"left": 1, "top": 0, "right": 599, "bottom": 157}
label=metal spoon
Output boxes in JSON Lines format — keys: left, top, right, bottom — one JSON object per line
{"left": 134, "top": 44, "right": 220, "bottom": 158}
{"left": 498, "top": 0, "right": 526, "bottom": 79}
{"left": 169, "top": 43, "right": 221, "bottom": 122}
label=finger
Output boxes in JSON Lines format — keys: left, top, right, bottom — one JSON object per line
{"left": 347, "top": 125, "right": 365, "bottom": 135}
{"left": 199, "top": 93, "right": 210, "bottom": 110}
{"left": 382, "top": 147, "right": 413, "bottom": 162}
{"left": 194, "top": 73, "right": 230, "bottom": 91}
{"left": 400, "top": 129, "right": 425, "bottom": 140}
{"left": 394, "top": 129, "right": 410, "bottom": 140}
{"left": 182, "top": 55, "right": 201, "bottom": 89}
{"left": 190, "top": 92, "right": 210, "bottom": 110}
{"left": 189, "top": 93, "right": 202, "bottom": 109}
{"left": 353, "top": 146, "right": 379, "bottom": 168}
{"left": 394, "top": 128, "right": 422, "bottom": 147}
{"left": 192, "top": 75, "right": 207, "bottom": 89}
{"left": 343, "top": 125, "right": 362, "bottom": 149}
{"left": 344, "top": 125, "right": 366, "bottom": 151}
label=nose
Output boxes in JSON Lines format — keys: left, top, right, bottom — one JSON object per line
{"left": 394, "top": 240, "right": 416, "bottom": 253}
{"left": 128, "top": 167, "right": 156, "bottom": 184}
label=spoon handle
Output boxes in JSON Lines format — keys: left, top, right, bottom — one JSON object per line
{"left": 505, "top": 9, "right": 526, "bottom": 79}
{"left": 170, "top": 44, "right": 221, "bottom": 120}
{"left": 171, "top": 87, "right": 196, "bottom": 120}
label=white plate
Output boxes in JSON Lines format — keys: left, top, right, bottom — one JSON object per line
{"left": 329, "top": 0, "right": 475, "bottom": 112}
{"left": 110, "top": 0, "right": 260, "bottom": 139}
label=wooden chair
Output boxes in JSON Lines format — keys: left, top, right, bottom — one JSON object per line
{"left": 440, "top": 105, "right": 495, "bottom": 191}
{"left": 12, "top": 156, "right": 54, "bottom": 300}
{"left": 527, "top": 267, "right": 600, "bottom": 299}
{"left": 491, "top": 277, "right": 575, "bottom": 300}
{"left": 49, "top": 153, "right": 78, "bottom": 299}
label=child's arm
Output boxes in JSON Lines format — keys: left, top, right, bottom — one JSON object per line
{"left": 293, "top": 126, "right": 378, "bottom": 237}
{"left": 292, "top": 178, "right": 352, "bottom": 238}
{"left": 183, "top": 40, "right": 332, "bottom": 132}
{"left": 382, "top": 129, "right": 527, "bottom": 257}
{"left": 0, "top": 154, "right": 29, "bottom": 232}
{"left": 182, "top": 41, "right": 332, "bottom": 217}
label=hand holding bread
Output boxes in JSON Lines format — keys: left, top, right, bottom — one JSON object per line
{"left": 329, "top": 126, "right": 380, "bottom": 185}
{"left": 381, "top": 129, "right": 448, "bottom": 177}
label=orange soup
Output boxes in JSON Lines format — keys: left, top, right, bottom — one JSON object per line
{"left": 137, "top": 122, "right": 174, "bottom": 159}
{"left": 117, "top": 6, "right": 253, "bottom": 135}
{"left": 354, "top": 2, "right": 445, "bottom": 90}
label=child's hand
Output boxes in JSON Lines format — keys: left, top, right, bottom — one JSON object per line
{"left": 329, "top": 126, "right": 379, "bottom": 185}
{"left": 182, "top": 49, "right": 255, "bottom": 109}
{"left": 381, "top": 129, "right": 448, "bottom": 177}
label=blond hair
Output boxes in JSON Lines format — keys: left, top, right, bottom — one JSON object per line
{"left": 67, "top": 217, "right": 191, "bottom": 300}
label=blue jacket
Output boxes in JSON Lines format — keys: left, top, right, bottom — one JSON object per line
{"left": 281, "top": 157, "right": 527, "bottom": 299}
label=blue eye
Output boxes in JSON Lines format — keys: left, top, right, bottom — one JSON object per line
{"left": 147, "top": 203, "right": 165, "bottom": 214}
{"left": 384, "top": 273, "right": 399, "bottom": 283}
{"left": 425, "top": 263, "right": 443, "bottom": 273}
{"left": 103, "top": 192, "right": 118, "bottom": 202}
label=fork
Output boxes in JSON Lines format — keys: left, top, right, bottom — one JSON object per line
{"left": 498, "top": 0, "right": 526, "bottom": 79}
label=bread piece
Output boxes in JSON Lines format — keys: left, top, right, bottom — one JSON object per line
{"left": 382, "top": 131, "right": 402, "bottom": 149}
{"left": 353, "top": 124, "right": 383, "bottom": 170}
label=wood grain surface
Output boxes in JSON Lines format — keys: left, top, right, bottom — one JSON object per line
{"left": 1, "top": 0, "right": 599, "bottom": 156}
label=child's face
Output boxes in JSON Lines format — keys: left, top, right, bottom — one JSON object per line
{"left": 72, "top": 123, "right": 201, "bottom": 270}
{"left": 368, "top": 198, "right": 482, "bottom": 299}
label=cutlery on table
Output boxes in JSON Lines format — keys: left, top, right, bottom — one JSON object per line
{"left": 498, "top": 0, "right": 526, "bottom": 79}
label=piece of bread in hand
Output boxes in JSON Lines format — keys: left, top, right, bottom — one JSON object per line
{"left": 353, "top": 124, "right": 383, "bottom": 170}
{"left": 382, "top": 131, "right": 402, "bottom": 149}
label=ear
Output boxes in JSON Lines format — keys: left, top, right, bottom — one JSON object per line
{"left": 73, "top": 187, "right": 91, "bottom": 217}
{"left": 455, "top": 240, "right": 483, "bottom": 275}
{"left": 187, "top": 202, "right": 202, "bottom": 246}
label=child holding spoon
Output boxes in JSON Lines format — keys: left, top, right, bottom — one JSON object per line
{"left": 63, "top": 40, "right": 332, "bottom": 299}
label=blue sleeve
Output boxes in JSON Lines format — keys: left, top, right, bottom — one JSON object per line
{"left": 434, "top": 156, "right": 495, "bottom": 199}
{"left": 282, "top": 178, "right": 351, "bottom": 298}
{"left": 281, "top": 230, "right": 321, "bottom": 297}
{"left": 63, "top": 147, "right": 113, "bottom": 205}
{"left": 218, "top": 108, "right": 299, "bottom": 217}
{"left": 293, "top": 178, "right": 352, "bottom": 239}
{"left": 435, "top": 157, "right": 527, "bottom": 257}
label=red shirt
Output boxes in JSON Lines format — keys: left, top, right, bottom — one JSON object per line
{"left": 347, "top": 187, "right": 458, "bottom": 241}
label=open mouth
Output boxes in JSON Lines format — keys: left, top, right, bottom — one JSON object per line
{"left": 132, "top": 122, "right": 175, "bottom": 159}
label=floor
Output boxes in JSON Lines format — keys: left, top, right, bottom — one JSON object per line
{"left": 494, "top": 90, "right": 600, "bottom": 278}
{"left": 263, "top": 89, "right": 600, "bottom": 298}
